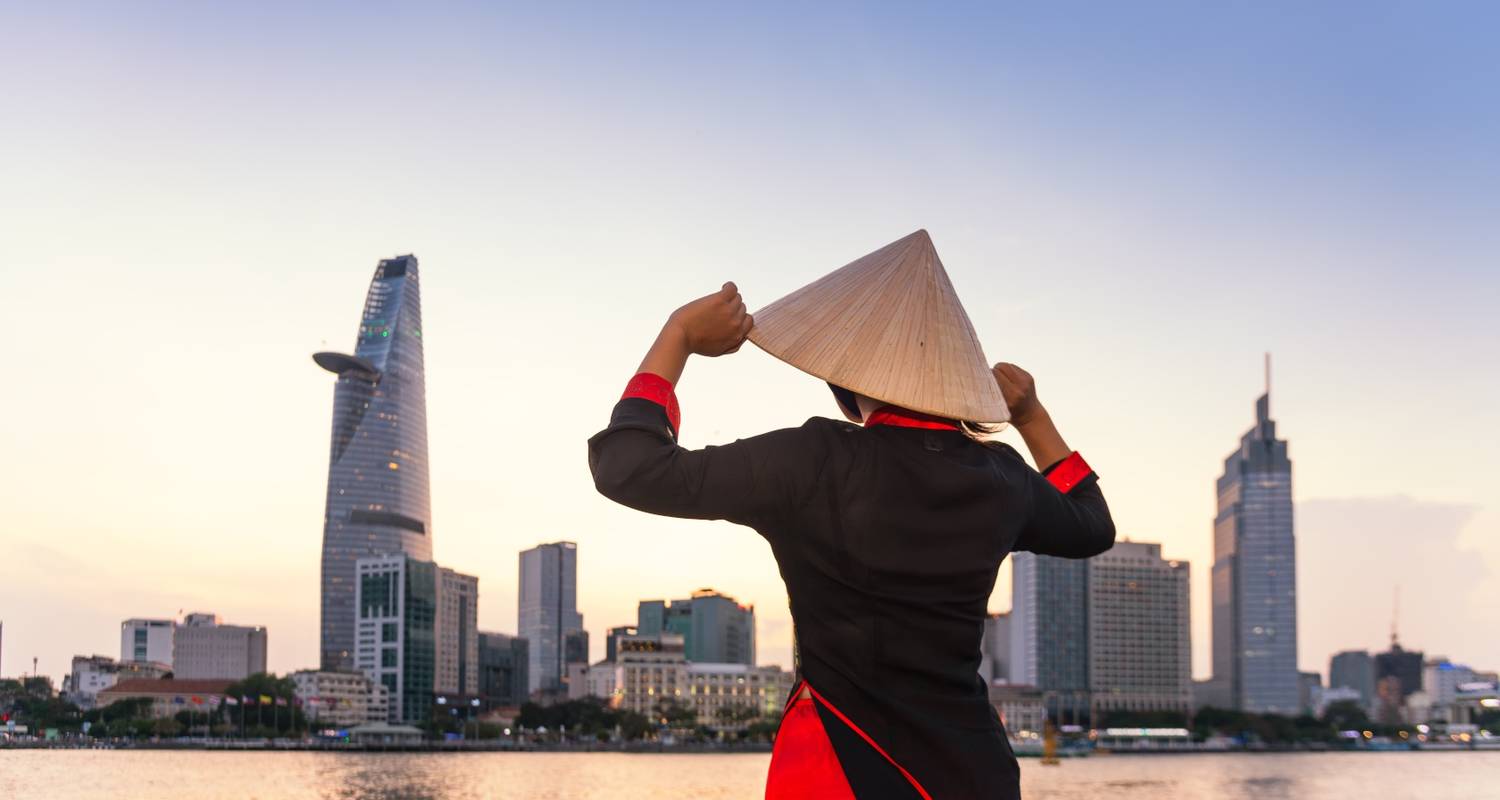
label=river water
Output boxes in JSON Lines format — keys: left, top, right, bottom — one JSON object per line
{"left": 2, "top": 750, "right": 1496, "bottom": 799}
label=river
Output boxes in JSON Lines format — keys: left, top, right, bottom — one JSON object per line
{"left": 3, "top": 750, "right": 1496, "bottom": 798}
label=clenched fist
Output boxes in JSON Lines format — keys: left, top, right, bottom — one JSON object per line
{"left": 993, "top": 362, "right": 1044, "bottom": 427}
{"left": 667, "top": 282, "right": 753, "bottom": 357}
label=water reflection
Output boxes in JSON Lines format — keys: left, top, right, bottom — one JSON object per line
{"left": 5, "top": 750, "right": 1498, "bottom": 799}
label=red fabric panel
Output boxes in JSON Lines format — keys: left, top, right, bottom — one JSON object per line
{"left": 804, "top": 684, "right": 935, "bottom": 800}
{"left": 620, "top": 372, "right": 681, "bottom": 435}
{"left": 864, "top": 406, "right": 960, "bottom": 431}
{"left": 1046, "top": 451, "right": 1093, "bottom": 494}
{"left": 765, "top": 696, "right": 856, "bottom": 800}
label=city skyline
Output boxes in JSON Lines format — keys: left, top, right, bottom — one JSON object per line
{"left": 4, "top": 3, "right": 1498, "bottom": 688}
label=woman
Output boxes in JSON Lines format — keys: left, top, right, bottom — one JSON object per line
{"left": 588, "top": 231, "right": 1114, "bottom": 799}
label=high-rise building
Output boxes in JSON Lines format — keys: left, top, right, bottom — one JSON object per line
{"left": 519, "top": 541, "right": 583, "bottom": 694}
{"left": 1375, "top": 640, "right": 1424, "bottom": 699}
{"left": 436, "top": 569, "right": 479, "bottom": 702}
{"left": 315, "top": 255, "right": 433, "bottom": 671}
{"left": 120, "top": 619, "right": 175, "bottom": 666}
{"left": 1087, "top": 541, "right": 1192, "bottom": 720}
{"left": 636, "top": 589, "right": 756, "bottom": 665}
{"left": 477, "top": 632, "right": 529, "bottom": 709}
{"left": 1211, "top": 366, "right": 1299, "bottom": 714}
{"left": 1010, "top": 552, "right": 1090, "bottom": 722}
{"left": 172, "top": 613, "right": 268, "bottom": 680}
{"left": 979, "top": 613, "right": 1010, "bottom": 685}
{"left": 1329, "top": 650, "right": 1375, "bottom": 711}
{"left": 354, "top": 554, "right": 477, "bottom": 723}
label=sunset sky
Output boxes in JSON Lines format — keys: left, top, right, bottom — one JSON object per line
{"left": 3, "top": 2, "right": 1497, "bottom": 687}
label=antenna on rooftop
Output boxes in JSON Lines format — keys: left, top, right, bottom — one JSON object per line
{"left": 1390, "top": 585, "right": 1400, "bottom": 648}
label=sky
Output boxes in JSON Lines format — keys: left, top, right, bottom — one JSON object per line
{"left": 2, "top": 1, "right": 1497, "bottom": 688}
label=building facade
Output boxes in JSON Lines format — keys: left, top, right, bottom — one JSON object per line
{"left": 436, "top": 569, "right": 480, "bottom": 701}
{"left": 354, "top": 554, "right": 477, "bottom": 723}
{"left": 120, "top": 619, "right": 175, "bottom": 667}
{"left": 519, "top": 541, "right": 584, "bottom": 694}
{"left": 686, "top": 663, "right": 794, "bottom": 729}
{"left": 1375, "top": 640, "right": 1424, "bottom": 699}
{"left": 477, "top": 632, "right": 530, "bottom": 709}
{"left": 637, "top": 589, "right": 756, "bottom": 666}
{"left": 605, "top": 626, "right": 638, "bottom": 663}
{"left": 316, "top": 255, "right": 434, "bottom": 671}
{"left": 96, "top": 678, "right": 233, "bottom": 718}
{"left": 1329, "top": 650, "right": 1376, "bottom": 712}
{"left": 65, "top": 656, "right": 171, "bottom": 709}
{"left": 979, "top": 613, "right": 1010, "bottom": 685}
{"left": 172, "top": 613, "right": 268, "bottom": 680}
{"left": 1010, "top": 551, "right": 1090, "bottom": 722}
{"left": 291, "top": 670, "right": 388, "bottom": 728}
{"left": 574, "top": 632, "right": 791, "bottom": 729}
{"left": 1087, "top": 541, "right": 1192, "bottom": 719}
{"left": 1211, "top": 384, "right": 1299, "bottom": 714}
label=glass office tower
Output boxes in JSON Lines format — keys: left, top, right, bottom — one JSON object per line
{"left": 519, "top": 542, "right": 583, "bottom": 694}
{"left": 1212, "top": 382, "right": 1299, "bottom": 713}
{"left": 316, "top": 255, "right": 433, "bottom": 671}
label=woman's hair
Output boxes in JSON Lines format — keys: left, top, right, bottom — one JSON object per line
{"left": 959, "top": 421, "right": 1005, "bottom": 440}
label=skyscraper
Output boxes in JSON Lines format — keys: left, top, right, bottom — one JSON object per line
{"left": 315, "top": 255, "right": 433, "bottom": 671}
{"left": 1211, "top": 362, "right": 1299, "bottom": 713}
{"left": 353, "top": 554, "right": 477, "bottom": 723}
{"left": 519, "top": 541, "right": 584, "bottom": 694}
{"left": 1010, "top": 552, "right": 1090, "bottom": 721}
{"left": 1087, "top": 541, "right": 1192, "bottom": 720}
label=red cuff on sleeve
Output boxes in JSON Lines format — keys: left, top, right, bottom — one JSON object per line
{"left": 621, "top": 372, "right": 681, "bottom": 435}
{"left": 1045, "top": 452, "right": 1093, "bottom": 494}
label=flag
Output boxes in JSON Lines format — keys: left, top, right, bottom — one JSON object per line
{"left": 243, "top": 695, "right": 254, "bottom": 705}
{"left": 260, "top": 695, "right": 272, "bottom": 705}
{"left": 276, "top": 697, "right": 288, "bottom": 707}
{"left": 173, "top": 696, "right": 185, "bottom": 705}
{"left": 293, "top": 697, "right": 303, "bottom": 707}
{"left": 191, "top": 696, "right": 203, "bottom": 705}
{"left": 209, "top": 697, "right": 221, "bottom": 707}
{"left": 224, "top": 697, "right": 239, "bottom": 706}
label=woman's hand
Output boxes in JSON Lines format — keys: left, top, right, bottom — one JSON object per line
{"left": 993, "top": 362, "right": 1043, "bottom": 426}
{"left": 667, "top": 282, "right": 753, "bottom": 357}
{"left": 635, "top": 282, "right": 752, "bottom": 386}
{"left": 993, "top": 362, "right": 1071, "bottom": 469}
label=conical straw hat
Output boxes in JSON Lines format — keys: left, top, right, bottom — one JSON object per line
{"left": 748, "top": 230, "right": 1008, "bottom": 423}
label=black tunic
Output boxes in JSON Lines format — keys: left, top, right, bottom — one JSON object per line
{"left": 588, "top": 396, "right": 1114, "bottom": 799}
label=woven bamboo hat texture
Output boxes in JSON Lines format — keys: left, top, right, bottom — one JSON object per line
{"left": 748, "top": 230, "right": 1008, "bottom": 424}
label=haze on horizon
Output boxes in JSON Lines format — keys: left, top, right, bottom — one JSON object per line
{"left": 2, "top": 2, "right": 1497, "bottom": 688}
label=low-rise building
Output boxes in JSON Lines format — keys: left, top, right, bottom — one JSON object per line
{"left": 686, "top": 662, "right": 793, "bottom": 729}
{"left": 96, "top": 678, "right": 234, "bottom": 718}
{"left": 64, "top": 655, "right": 171, "bottom": 709}
{"left": 989, "top": 684, "right": 1047, "bottom": 735}
{"left": 478, "top": 632, "right": 529, "bottom": 710}
{"left": 292, "top": 670, "right": 387, "bottom": 728}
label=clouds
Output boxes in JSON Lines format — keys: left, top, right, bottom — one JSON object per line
{"left": 1298, "top": 496, "right": 1495, "bottom": 672}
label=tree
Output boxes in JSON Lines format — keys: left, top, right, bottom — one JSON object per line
{"left": 1321, "top": 700, "right": 1370, "bottom": 731}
